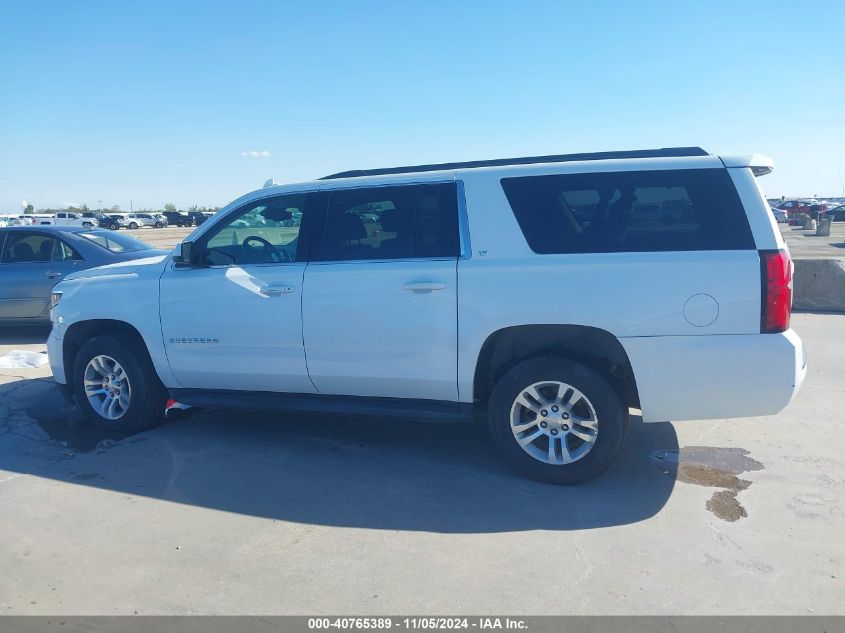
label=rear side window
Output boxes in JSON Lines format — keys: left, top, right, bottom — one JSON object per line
{"left": 501, "top": 169, "right": 753, "bottom": 253}
{"left": 315, "top": 182, "right": 459, "bottom": 262}
{"left": 77, "top": 230, "right": 152, "bottom": 253}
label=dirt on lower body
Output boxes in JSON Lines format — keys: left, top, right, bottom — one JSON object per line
{"left": 651, "top": 446, "right": 764, "bottom": 521}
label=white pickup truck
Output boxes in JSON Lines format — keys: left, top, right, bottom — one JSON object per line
{"left": 47, "top": 147, "right": 806, "bottom": 483}
{"left": 35, "top": 212, "right": 97, "bottom": 228}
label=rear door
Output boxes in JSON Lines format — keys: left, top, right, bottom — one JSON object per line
{"left": 302, "top": 182, "right": 461, "bottom": 400}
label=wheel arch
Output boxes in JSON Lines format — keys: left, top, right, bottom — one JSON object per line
{"left": 63, "top": 319, "right": 155, "bottom": 381}
{"left": 472, "top": 324, "right": 640, "bottom": 409}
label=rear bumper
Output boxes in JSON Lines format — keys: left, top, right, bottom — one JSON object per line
{"left": 622, "top": 329, "right": 806, "bottom": 423}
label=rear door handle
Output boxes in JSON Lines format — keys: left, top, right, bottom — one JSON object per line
{"left": 403, "top": 281, "right": 446, "bottom": 293}
{"left": 45, "top": 271, "right": 63, "bottom": 279}
{"left": 260, "top": 285, "right": 295, "bottom": 296}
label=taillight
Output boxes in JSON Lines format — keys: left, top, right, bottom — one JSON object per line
{"left": 760, "top": 250, "right": 792, "bottom": 333}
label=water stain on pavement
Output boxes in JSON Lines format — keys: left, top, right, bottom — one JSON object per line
{"left": 650, "top": 446, "right": 764, "bottom": 521}
{"left": 20, "top": 384, "right": 131, "bottom": 452}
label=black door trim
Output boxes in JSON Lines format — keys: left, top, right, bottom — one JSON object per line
{"left": 169, "top": 389, "right": 475, "bottom": 423}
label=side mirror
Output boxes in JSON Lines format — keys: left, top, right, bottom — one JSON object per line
{"left": 173, "top": 241, "right": 198, "bottom": 267}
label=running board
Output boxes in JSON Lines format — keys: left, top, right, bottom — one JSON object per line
{"left": 169, "top": 389, "right": 475, "bottom": 423}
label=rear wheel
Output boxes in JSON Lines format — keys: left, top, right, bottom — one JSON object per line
{"left": 72, "top": 335, "right": 168, "bottom": 433}
{"left": 82, "top": 221, "right": 94, "bottom": 228}
{"left": 487, "top": 357, "right": 628, "bottom": 484}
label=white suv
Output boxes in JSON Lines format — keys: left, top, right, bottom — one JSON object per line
{"left": 123, "top": 213, "right": 163, "bottom": 229}
{"left": 47, "top": 147, "right": 806, "bottom": 483}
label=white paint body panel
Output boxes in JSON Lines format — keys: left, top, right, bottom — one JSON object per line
{"left": 158, "top": 262, "right": 315, "bottom": 393}
{"left": 47, "top": 256, "right": 176, "bottom": 387}
{"left": 302, "top": 259, "right": 458, "bottom": 400}
{"left": 622, "top": 329, "right": 806, "bottom": 422}
{"left": 455, "top": 250, "right": 762, "bottom": 401}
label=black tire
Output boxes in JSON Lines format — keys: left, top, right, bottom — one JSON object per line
{"left": 487, "top": 357, "right": 628, "bottom": 484}
{"left": 109, "top": 222, "right": 119, "bottom": 230}
{"left": 82, "top": 221, "right": 94, "bottom": 228}
{"left": 72, "top": 334, "right": 168, "bottom": 433}
{"left": 129, "top": 222, "right": 138, "bottom": 229}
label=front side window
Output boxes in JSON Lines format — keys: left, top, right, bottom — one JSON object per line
{"left": 316, "top": 183, "right": 459, "bottom": 262}
{"left": 201, "top": 193, "right": 307, "bottom": 266}
{"left": 1, "top": 232, "right": 56, "bottom": 263}
{"left": 501, "top": 169, "right": 753, "bottom": 254}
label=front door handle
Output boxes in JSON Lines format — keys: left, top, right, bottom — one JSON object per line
{"left": 403, "top": 281, "right": 446, "bottom": 293}
{"left": 45, "top": 271, "right": 63, "bottom": 279}
{"left": 260, "top": 285, "right": 295, "bottom": 296}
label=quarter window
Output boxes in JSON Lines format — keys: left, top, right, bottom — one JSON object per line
{"left": 316, "top": 183, "right": 459, "bottom": 262}
{"left": 501, "top": 169, "right": 754, "bottom": 254}
{"left": 54, "top": 239, "right": 83, "bottom": 261}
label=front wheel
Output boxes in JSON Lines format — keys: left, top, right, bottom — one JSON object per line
{"left": 72, "top": 335, "right": 168, "bottom": 433}
{"left": 128, "top": 222, "right": 138, "bottom": 229}
{"left": 487, "top": 357, "right": 628, "bottom": 484}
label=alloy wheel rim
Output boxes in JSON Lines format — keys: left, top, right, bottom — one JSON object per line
{"left": 84, "top": 355, "right": 131, "bottom": 420}
{"left": 509, "top": 381, "right": 598, "bottom": 465}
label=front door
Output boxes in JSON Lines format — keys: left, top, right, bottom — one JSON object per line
{"left": 159, "top": 192, "right": 318, "bottom": 392}
{"left": 302, "top": 182, "right": 461, "bottom": 401}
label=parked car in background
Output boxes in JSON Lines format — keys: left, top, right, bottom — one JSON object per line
{"left": 822, "top": 204, "right": 845, "bottom": 222}
{"left": 106, "top": 214, "right": 127, "bottom": 229}
{"left": 124, "top": 213, "right": 162, "bottom": 229}
{"left": 0, "top": 226, "right": 166, "bottom": 324}
{"left": 92, "top": 214, "right": 124, "bottom": 230}
{"left": 48, "top": 147, "right": 805, "bottom": 484}
{"left": 162, "top": 211, "right": 194, "bottom": 227}
{"left": 769, "top": 205, "right": 788, "bottom": 223}
{"left": 776, "top": 199, "right": 827, "bottom": 220}
{"left": 187, "top": 211, "right": 210, "bottom": 225}
{"left": 808, "top": 205, "right": 828, "bottom": 221}
{"left": 55, "top": 212, "right": 97, "bottom": 228}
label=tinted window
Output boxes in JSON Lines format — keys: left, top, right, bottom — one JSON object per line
{"left": 77, "top": 230, "right": 152, "bottom": 253}
{"left": 54, "top": 239, "right": 83, "bottom": 261}
{"left": 202, "top": 193, "right": 307, "bottom": 265}
{"left": 316, "top": 183, "right": 459, "bottom": 262}
{"left": 501, "top": 169, "right": 753, "bottom": 254}
{"left": 1, "top": 232, "right": 56, "bottom": 263}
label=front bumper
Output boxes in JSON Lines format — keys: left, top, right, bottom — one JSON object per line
{"left": 46, "top": 322, "right": 67, "bottom": 384}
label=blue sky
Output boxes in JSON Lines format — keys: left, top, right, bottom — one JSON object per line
{"left": 1, "top": 0, "right": 843, "bottom": 211}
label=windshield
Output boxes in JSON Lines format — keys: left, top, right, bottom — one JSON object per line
{"left": 75, "top": 230, "right": 155, "bottom": 253}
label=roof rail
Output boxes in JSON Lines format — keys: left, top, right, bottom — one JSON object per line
{"left": 320, "top": 147, "right": 709, "bottom": 180}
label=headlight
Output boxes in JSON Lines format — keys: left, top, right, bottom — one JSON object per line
{"left": 50, "top": 291, "right": 62, "bottom": 309}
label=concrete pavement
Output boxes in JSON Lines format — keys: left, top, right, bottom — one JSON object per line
{"left": 0, "top": 314, "right": 841, "bottom": 615}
